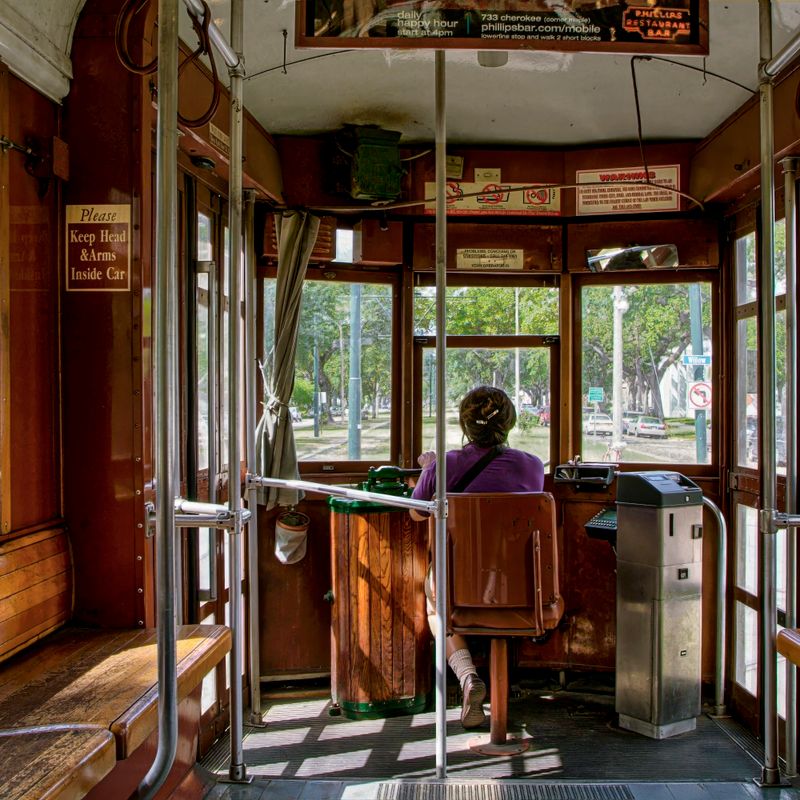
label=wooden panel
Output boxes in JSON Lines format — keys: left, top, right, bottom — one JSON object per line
{"left": 0, "top": 529, "right": 72, "bottom": 663}
{"left": 354, "top": 219, "right": 403, "bottom": 265}
{"left": 0, "top": 725, "right": 116, "bottom": 800}
{"left": 413, "top": 222, "right": 562, "bottom": 273}
{"left": 259, "top": 501, "right": 332, "bottom": 678}
{"left": 330, "top": 506, "right": 429, "bottom": 714}
{"left": 1, "top": 71, "right": 61, "bottom": 534}
{"left": 0, "top": 625, "right": 230, "bottom": 760}
{"left": 566, "top": 217, "right": 720, "bottom": 272}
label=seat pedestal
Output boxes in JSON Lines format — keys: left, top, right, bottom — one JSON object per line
{"left": 468, "top": 639, "right": 530, "bottom": 756}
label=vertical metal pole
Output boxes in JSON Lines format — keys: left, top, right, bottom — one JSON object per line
{"left": 433, "top": 49, "right": 448, "bottom": 780}
{"left": 703, "top": 497, "right": 728, "bottom": 717}
{"left": 783, "top": 157, "right": 798, "bottom": 776}
{"left": 243, "top": 190, "right": 263, "bottom": 725}
{"left": 227, "top": 0, "right": 247, "bottom": 782}
{"left": 137, "top": 0, "right": 179, "bottom": 797}
{"left": 208, "top": 256, "right": 219, "bottom": 599}
{"left": 757, "top": 0, "right": 780, "bottom": 785}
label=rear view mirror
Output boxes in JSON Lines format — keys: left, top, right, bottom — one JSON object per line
{"left": 587, "top": 244, "right": 679, "bottom": 272}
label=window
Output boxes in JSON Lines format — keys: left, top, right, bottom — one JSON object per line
{"left": 735, "top": 221, "right": 787, "bottom": 473}
{"left": 264, "top": 277, "right": 396, "bottom": 463}
{"left": 580, "top": 281, "right": 713, "bottom": 464}
{"left": 413, "top": 283, "right": 559, "bottom": 467}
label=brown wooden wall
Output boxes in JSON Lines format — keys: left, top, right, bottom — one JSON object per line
{"left": 61, "top": 0, "right": 155, "bottom": 628}
{"left": 0, "top": 69, "right": 61, "bottom": 537}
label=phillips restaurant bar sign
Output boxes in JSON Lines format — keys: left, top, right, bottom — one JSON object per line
{"left": 296, "top": 0, "right": 708, "bottom": 54}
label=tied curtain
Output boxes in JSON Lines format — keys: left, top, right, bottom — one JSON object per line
{"left": 256, "top": 210, "right": 321, "bottom": 508}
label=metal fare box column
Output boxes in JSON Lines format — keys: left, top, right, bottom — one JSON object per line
{"left": 615, "top": 471, "right": 704, "bottom": 739}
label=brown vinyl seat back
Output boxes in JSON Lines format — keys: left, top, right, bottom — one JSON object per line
{"left": 443, "top": 492, "right": 563, "bottom": 638}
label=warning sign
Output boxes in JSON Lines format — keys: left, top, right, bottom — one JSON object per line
{"left": 576, "top": 165, "right": 680, "bottom": 215}
{"left": 688, "top": 381, "right": 712, "bottom": 410}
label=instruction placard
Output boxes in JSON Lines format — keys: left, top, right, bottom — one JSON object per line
{"left": 66, "top": 204, "right": 131, "bottom": 292}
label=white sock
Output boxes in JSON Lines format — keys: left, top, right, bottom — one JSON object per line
{"left": 448, "top": 648, "right": 477, "bottom": 689}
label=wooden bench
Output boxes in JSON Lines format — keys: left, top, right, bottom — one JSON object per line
{"left": 0, "top": 527, "right": 231, "bottom": 798}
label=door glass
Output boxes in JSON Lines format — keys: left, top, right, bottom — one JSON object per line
{"left": 735, "top": 503, "right": 759, "bottom": 595}
{"left": 735, "top": 601, "right": 758, "bottom": 695}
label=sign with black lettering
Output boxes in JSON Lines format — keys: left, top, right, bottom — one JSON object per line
{"left": 297, "top": 0, "right": 708, "bottom": 55}
{"left": 65, "top": 205, "right": 131, "bottom": 292}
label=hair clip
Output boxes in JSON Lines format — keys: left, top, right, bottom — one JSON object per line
{"left": 486, "top": 409, "right": 499, "bottom": 420}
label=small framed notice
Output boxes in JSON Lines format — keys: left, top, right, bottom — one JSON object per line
{"left": 66, "top": 204, "right": 131, "bottom": 292}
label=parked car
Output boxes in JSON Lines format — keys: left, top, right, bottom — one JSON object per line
{"left": 622, "top": 411, "right": 642, "bottom": 433}
{"left": 583, "top": 413, "right": 613, "bottom": 435}
{"left": 630, "top": 415, "right": 667, "bottom": 438}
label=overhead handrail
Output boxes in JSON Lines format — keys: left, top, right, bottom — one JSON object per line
{"left": 181, "top": 0, "right": 240, "bottom": 70}
{"left": 762, "top": 26, "right": 800, "bottom": 78}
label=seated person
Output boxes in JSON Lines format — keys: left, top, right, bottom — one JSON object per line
{"left": 411, "top": 385, "right": 544, "bottom": 729}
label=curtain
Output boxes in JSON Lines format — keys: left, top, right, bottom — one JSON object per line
{"left": 256, "top": 210, "right": 321, "bottom": 508}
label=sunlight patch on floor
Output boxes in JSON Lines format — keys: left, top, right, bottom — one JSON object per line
{"left": 295, "top": 748, "right": 374, "bottom": 776}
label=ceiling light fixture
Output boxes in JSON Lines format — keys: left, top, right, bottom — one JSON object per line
{"left": 477, "top": 51, "right": 508, "bottom": 68}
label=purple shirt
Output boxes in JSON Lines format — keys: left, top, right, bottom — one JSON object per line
{"left": 411, "top": 443, "right": 544, "bottom": 500}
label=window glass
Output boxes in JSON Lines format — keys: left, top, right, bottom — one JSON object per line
{"left": 736, "top": 503, "right": 759, "bottom": 595}
{"left": 775, "top": 218, "right": 786, "bottom": 296}
{"left": 414, "top": 286, "right": 559, "bottom": 336}
{"left": 735, "top": 232, "right": 756, "bottom": 306}
{"left": 270, "top": 279, "right": 394, "bottom": 462}
{"left": 221, "top": 227, "right": 230, "bottom": 467}
{"left": 200, "top": 612, "right": 217, "bottom": 713}
{"left": 420, "top": 347, "right": 551, "bottom": 466}
{"left": 736, "top": 317, "right": 758, "bottom": 469}
{"left": 581, "top": 282, "right": 712, "bottom": 463}
{"left": 735, "top": 601, "right": 758, "bottom": 695}
{"left": 776, "top": 308, "right": 787, "bottom": 477}
{"left": 196, "top": 271, "right": 210, "bottom": 472}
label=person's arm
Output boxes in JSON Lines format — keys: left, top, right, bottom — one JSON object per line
{"left": 409, "top": 451, "right": 436, "bottom": 521}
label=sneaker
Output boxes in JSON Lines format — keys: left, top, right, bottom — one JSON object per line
{"left": 461, "top": 673, "right": 487, "bottom": 729}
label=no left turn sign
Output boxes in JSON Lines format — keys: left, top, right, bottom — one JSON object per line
{"left": 688, "top": 381, "right": 712, "bottom": 410}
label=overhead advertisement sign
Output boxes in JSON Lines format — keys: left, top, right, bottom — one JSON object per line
{"left": 424, "top": 181, "right": 560, "bottom": 216}
{"left": 296, "top": 0, "right": 708, "bottom": 55}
